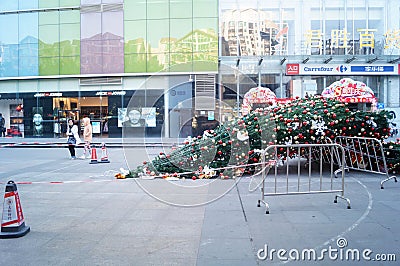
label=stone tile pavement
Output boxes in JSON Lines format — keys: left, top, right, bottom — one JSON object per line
{"left": 0, "top": 147, "right": 399, "bottom": 265}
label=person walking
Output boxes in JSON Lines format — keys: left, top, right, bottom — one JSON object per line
{"left": 66, "top": 118, "right": 81, "bottom": 159}
{"left": 79, "top": 117, "right": 92, "bottom": 159}
{"left": 0, "top": 113, "right": 5, "bottom": 137}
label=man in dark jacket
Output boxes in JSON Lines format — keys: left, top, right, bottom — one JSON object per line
{"left": 0, "top": 113, "right": 5, "bottom": 137}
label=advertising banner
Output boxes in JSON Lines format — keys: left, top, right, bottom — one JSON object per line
{"left": 286, "top": 64, "right": 399, "bottom": 75}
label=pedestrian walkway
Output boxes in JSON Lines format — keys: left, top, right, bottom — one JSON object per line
{"left": 0, "top": 147, "right": 398, "bottom": 265}
{"left": 0, "top": 136, "right": 181, "bottom": 148}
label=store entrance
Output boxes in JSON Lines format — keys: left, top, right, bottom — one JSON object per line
{"left": 53, "top": 97, "right": 108, "bottom": 137}
{"left": 79, "top": 97, "right": 108, "bottom": 136}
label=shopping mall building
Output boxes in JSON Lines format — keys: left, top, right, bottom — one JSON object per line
{"left": 0, "top": 0, "right": 399, "bottom": 138}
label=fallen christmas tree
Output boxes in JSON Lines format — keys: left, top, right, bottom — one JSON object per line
{"left": 122, "top": 95, "right": 400, "bottom": 179}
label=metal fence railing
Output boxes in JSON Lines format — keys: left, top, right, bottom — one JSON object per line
{"left": 255, "top": 143, "right": 350, "bottom": 214}
{"left": 334, "top": 136, "right": 397, "bottom": 189}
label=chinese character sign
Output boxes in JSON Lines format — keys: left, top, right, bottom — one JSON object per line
{"left": 305, "top": 30, "right": 323, "bottom": 49}
{"left": 358, "top": 29, "right": 377, "bottom": 49}
{"left": 331, "top": 29, "right": 349, "bottom": 49}
{"left": 384, "top": 29, "right": 400, "bottom": 49}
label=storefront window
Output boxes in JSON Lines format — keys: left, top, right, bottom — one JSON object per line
{"left": 0, "top": 93, "right": 24, "bottom": 137}
{"left": 123, "top": 89, "right": 165, "bottom": 138}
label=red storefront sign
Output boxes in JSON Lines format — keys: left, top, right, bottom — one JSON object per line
{"left": 286, "top": 64, "right": 299, "bottom": 75}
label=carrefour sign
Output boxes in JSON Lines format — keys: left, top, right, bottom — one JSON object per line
{"left": 286, "top": 64, "right": 399, "bottom": 75}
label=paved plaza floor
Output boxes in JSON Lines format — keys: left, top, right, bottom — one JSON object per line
{"left": 0, "top": 144, "right": 399, "bottom": 265}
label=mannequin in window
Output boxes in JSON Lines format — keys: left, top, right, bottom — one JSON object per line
{"left": 33, "top": 113, "right": 43, "bottom": 136}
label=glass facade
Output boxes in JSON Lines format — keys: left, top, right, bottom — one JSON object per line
{"left": 0, "top": 0, "right": 399, "bottom": 139}
{"left": 219, "top": 0, "right": 400, "bottom": 57}
{"left": 124, "top": 0, "right": 218, "bottom": 73}
{"left": 218, "top": 0, "right": 400, "bottom": 118}
{"left": 0, "top": 0, "right": 218, "bottom": 138}
{"left": 80, "top": 2, "right": 124, "bottom": 74}
{"left": 0, "top": 1, "right": 81, "bottom": 77}
{"left": 0, "top": 0, "right": 218, "bottom": 78}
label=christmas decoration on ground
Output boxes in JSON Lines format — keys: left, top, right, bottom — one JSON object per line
{"left": 381, "top": 140, "right": 400, "bottom": 174}
{"left": 121, "top": 94, "right": 400, "bottom": 179}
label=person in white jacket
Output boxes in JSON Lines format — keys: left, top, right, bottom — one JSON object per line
{"left": 66, "top": 118, "right": 81, "bottom": 159}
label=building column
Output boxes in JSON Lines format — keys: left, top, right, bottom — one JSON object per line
{"left": 164, "top": 88, "right": 169, "bottom": 138}
{"left": 387, "top": 76, "right": 400, "bottom": 108}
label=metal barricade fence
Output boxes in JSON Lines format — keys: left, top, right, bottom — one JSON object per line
{"left": 303, "top": 138, "right": 342, "bottom": 169}
{"left": 334, "top": 136, "right": 397, "bottom": 189}
{"left": 256, "top": 143, "right": 350, "bottom": 214}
